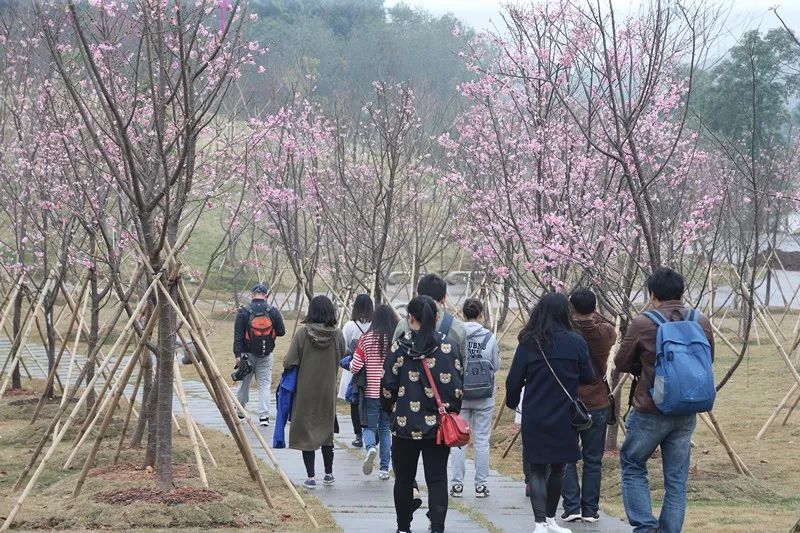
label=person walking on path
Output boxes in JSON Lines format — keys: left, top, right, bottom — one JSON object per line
{"left": 394, "top": 273, "right": 467, "bottom": 357}
{"left": 233, "top": 283, "right": 286, "bottom": 426}
{"left": 450, "top": 298, "right": 499, "bottom": 499}
{"left": 283, "top": 295, "right": 346, "bottom": 490}
{"left": 339, "top": 294, "right": 373, "bottom": 448}
{"left": 561, "top": 288, "right": 617, "bottom": 524}
{"left": 615, "top": 268, "right": 715, "bottom": 533}
{"left": 506, "top": 292, "right": 595, "bottom": 533}
{"left": 382, "top": 295, "right": 464, "bottom": 533}
{"left": 350, "top": 304, "right": 398, "bottom": 480}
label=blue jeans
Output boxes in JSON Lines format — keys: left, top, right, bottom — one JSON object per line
{"left": 620, "top": 409, "right": 697, "bottom": 533}
{"left": 562, "top": 407, "right": 608, "bottom": 516}
{"left": 362, "top": 398, "right": 391, "bottom": 471}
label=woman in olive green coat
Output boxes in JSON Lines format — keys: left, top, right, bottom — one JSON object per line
{"left": 283, "top": 295, "right": 345, "bottom": 489}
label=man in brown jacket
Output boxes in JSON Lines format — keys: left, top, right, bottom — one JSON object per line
{"left": 561, "top": 288, "right": 617, "bottom": 524}
{"left": 614, "top": 267, "right": 714, "bottom": 533}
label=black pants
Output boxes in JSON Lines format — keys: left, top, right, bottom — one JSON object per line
{"left": 392, "top": 437, "right": 450, "bottom": 532}
{"left": 301, "top": 445, "right": 334, "bottom": 478}
{"left": 351, "top": 403, "right": 362, "bottom": 438}
{"left": 529, "top": 463, "right": 565, "bottom": 523}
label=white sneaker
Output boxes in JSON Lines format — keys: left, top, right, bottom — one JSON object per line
{"left": 362, "top": 446, "right": 377, "bottom": 475}
{"left": 546, "top": 517, "right": 572, "bottom": 533}
{"left": 533, "top": 523, "right": 548, "bottom": 533}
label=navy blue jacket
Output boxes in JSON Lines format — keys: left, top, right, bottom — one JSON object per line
{"left": 273, "top": 367, "right": 297, "bottom": 449}
{"left": 233, "top": 299, "right": 286, "bottom": 357}
{"left": 505, "top": 327, "right": 594, "bottom": 464}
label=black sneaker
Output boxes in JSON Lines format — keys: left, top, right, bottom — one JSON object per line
{"left": 582, "top": 512, "right": 600, "bottom": 523}
{"left": 475, "top": 485, "right": 489, "bottom": 498}
{"left": 303, "top": 479, "right": 316, "bottom": 490}
{"left": 323, "top": 474, "right": 335, "bottom": 485}
{"left": 237, "top": 414, "right": 245, "bottom": 421}
{"left": 352, "top": 437, "right": 363, "bottom": 448}
{"left": 259, "top": 416, "right": 270, "bottom": 427}
{"left": 561, "top": 512, "right": 582, "bottom": 522}
{"left": 449, "top": 483, "right": 463, "bottom": 498}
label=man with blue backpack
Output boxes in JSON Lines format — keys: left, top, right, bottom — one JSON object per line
{"left": 450, "top": 298, "right": 499, "bottom": 499}
{"left": 615, "top": 267, "right": 715, "bottom": 533}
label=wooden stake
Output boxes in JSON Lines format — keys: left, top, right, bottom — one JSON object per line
{"left": 113, "top": 364, "right": 143, "bottom": 464}
{"left": 30, "top": 272, "right": 91, "bottom": 423}
{"left": 2, "top": 279, "right": 154, "bottom": 531}
{"left": 781, "top": 389, "right": 800, "bottom": 426}
{"left": 173, "top": 359, "right": 209, "bottom": 488}
{"left": 757, "top": 383, "right": 799, "bottom": 440}
{"left": 501, "top": 427, "right": 521, "bottom": 459}
{"left": 0, "top": 277, "right": 54, "bottom": 401}
{"left": 72, "top": 311, "right": 157, "bottom": 496}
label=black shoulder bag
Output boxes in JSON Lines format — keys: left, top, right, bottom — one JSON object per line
{"left": 537, "top": 339, "right": 593, "bottom": 432}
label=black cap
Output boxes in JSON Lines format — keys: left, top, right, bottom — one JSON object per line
{"left": 251, "top": 283, "right": 269, "bottom": 295}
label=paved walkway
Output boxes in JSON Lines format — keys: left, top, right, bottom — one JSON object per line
{"left": 1, "top": 339, "right": 630, "bottom": 532}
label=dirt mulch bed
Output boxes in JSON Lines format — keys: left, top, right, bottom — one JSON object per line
{"left": 89, "top": 462, "right": 196, "bottom": 481}
{"left": 4, "top": 387, "right": 36, "bottom": 397}
{"left": 93, "top": 487, "right": 223, "bottom": 505}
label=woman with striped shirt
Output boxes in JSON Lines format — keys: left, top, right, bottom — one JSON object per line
{"left": 350, "top": 304, "right": 399, "bottom": 479}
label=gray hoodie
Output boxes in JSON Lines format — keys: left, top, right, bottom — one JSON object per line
{"left": 462, "top": 321, "right": 500, "bottom": 410}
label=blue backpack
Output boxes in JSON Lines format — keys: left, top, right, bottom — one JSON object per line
{"left": 644, "top": 309, "right": 715, "bottom": 415}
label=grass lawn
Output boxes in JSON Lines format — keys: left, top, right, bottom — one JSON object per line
{"left": 0, "top": 380, "right": 339, "bottom": 532}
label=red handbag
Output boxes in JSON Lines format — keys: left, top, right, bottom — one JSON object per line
{"left": 421, "top": 359, "right": 471, "bottom": 447}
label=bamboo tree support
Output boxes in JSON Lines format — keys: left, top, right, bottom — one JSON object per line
{"left": 501, "top": 427, "right": 521, "bottom": 459}
{"left": 0, "top": 277, "right": 55, "bottom": 401}
{"left": 2, "top": 278, "right": 155, "bottom": 532}
{"left": 0, "top": 274, "right": 23, "bottom": 342}
{"left": 698, "top": 411, "right": 753, "bottom": 477}
{"left": 72, "top": 308, "right": 159, "bottom": 496}
{"left": 60, "top": 278, "right": 91, "bottom": 418}
{"left": 30, "top": 272, "right": 92, "bottom": 423}
{"left": 159, "top": 241, "right": 317, "bottom": 525}
{"left": 64, "top": 328, "right": 138, "bottom": 469}
{"left": 171, "top": 281, "right": 318, "bottom": 529}
{"left": 113, "top": 365, "right": 143, "bottom": 464}
{"left": 59, "top": 281, "right": 142, "bottom": 421}
{"left": 757, "top": 383, "right": 799, "bottom": 440}
{"left": 781, "top": 389, "right": 800, "bottom": 426}
{"left": 157, "top": 280, "right": 275, "bottom": 510}
{"left": 175, "top": 330, "right": 217, "bottom": 467}
{"left": 173, "top": 359, "right": 209, "bottom": 489}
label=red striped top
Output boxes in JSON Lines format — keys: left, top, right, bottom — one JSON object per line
{"left": 350, "top": 331, "right": 391, "bottom": 399}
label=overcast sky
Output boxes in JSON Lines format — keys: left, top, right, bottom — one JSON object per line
{"left": 388, "top": 0, "right": 800, "bottom": 55}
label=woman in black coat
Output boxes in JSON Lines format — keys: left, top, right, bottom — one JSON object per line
{"left": 506, "top": 292, "right": 594, "bottom": 533}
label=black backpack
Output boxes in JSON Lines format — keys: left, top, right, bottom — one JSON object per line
{"left": 245, "top": 304, "right": 276, "bottom": 357}
{"left": 463, "top": 329, "right": 495, "bottom": 400}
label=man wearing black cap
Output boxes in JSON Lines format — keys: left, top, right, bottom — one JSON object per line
{"left": 234, "top": 283, "right": 286, "bottom": 426}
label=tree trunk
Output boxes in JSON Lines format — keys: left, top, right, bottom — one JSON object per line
{"left": 43, "top": 306, "right": 56, "bottom": 398}
{"left": 144, "top": 363, "right": 159, "bottom": 467}
{"left": 154, "top": 282, "right": 177, "bottom": 490}
{"left": 10, "top": 290, "right": 22, "bottom": 390}
{"left": 86, "top": 269, "right": 99, "bottom": 413}
{"left": 130, "top": 350, "right": 152, "bottom": 447}
{"left": 496, "top": 277, "right": 512, "bottom": 332}
{"left": 791, "top": 514, "right": 800, "bottom": 532}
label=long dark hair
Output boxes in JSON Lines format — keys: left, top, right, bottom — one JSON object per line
{"left": 518, "top": 292, "right": 572, "bottom": 348}
{"left": 303, "top": 295, "right": 337, "bottom": 327}
{"left": 351, "top": 293, "right": 374, "bottom": 323}
{"left": 369, "top": 304, "right": 399, "bottom": 355}
{"left": 406, "top": 295, "right": 439, "bottom": 353}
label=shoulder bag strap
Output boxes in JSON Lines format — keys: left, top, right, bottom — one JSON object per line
{"left": 481, "top": 330, "right": 493, "bottom": 350}
{"left": 440, "top": 312, "right": 454, "bottom": 337}
{"left": 420, "top": 357, "right": 446, "bottom": 415}
{"left": 536, "top": 339, "right": 576, "bottom": 404}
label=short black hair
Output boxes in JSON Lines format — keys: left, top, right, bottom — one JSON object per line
{"left": 647, "top": 267, "right": 685, "bottom": 301}
{"left": 303, "top": 295, "right": 337, "bottom": 327}
{"left": 569, "top": 288, "right": 596, "bottom": 315}
{"left": 417, "top": 274, "right": 447, "bottom": 303}
{"left": 462, "top": 298, "right": 484, "bottom": 320}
